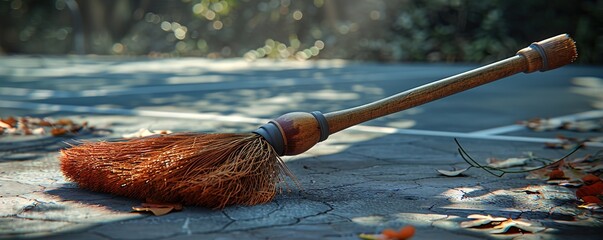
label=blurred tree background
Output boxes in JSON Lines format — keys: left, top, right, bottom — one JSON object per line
{"left": 1, "top": 0, "right": 601, "bottom": 63}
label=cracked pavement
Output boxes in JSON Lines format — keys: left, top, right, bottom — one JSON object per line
{"left": 1, "top": 56, "right": 602, "bottom": 239}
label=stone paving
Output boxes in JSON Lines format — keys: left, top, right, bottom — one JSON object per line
{"left": 1, "top": 56, "right": 602, "bottom": 239}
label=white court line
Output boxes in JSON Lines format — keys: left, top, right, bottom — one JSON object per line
{"left": 469, "top": 110, "right": 603, "bottom": 135}
{"left": 1, "top": 100, "right": 601, "bottom": 147}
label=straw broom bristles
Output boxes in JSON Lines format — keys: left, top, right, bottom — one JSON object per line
{"left": 60, "top": 133, "right": 294, "bottom": 209}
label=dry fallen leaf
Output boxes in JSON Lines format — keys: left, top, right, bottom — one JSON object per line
{"left": 122, "top": 128, "right": 173, "bottom": 138}
{"left": 460, "top": 214, "right": 508, "bottom": 228}
{"left": 520, "top": 116, "right": 603, "bottom": 132}
{"left": 31, "top": 127, "right": 45, "bottom": 135}
{"left": 518, "top": 118, "right": 559, "bottom": 131}
{"left": 0, "top": 117, "right": 17, "bottom": 128}
{"left": 461, "top": 215, "right": 545, "bottom": 234}
{"left": 358, "top": 233, "right": 380, "bottom": 240}
{"left": 487, "top": 157, "right": 529, "bottom": 169}
{"left": 50, "top": 128, "right": 68, "bottom": 136}
{"left": 0, "top": 120, "right": 13, "bottom": 129}
{"left": 55, "top": 118, "right": 74, "bottom": 126}
{"left": 489, "top": 219, "right": 545, "bottom": 234}
{"left": 576, "top": 181, "right": 603, "bottom": 199}
{"left": 577, "top": 203, "right": 603, "bottom": 212}
{"left": 131, "top": 202, "right": 183, "bottom": 216}
{"left": 1, "top": 116, "right": 97, "bottom": 137}
{"left": 436, "top": 167, "right": 470, "bottom": 177}
{"left": 359, "top": 225, "right": 415, "bottom": 240}
{"left": 553, "top": 180, "right": 583, "bottom": 187}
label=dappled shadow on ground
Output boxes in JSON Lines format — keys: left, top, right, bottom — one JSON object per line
{"left": 277, "top": 133, "right": 603, "bottom": 239}
{"left": 5, "top": 126, "right": 598, "bottom": 239}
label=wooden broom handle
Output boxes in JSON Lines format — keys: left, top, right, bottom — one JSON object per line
{"left": 324, "top": 34, "right": 577, "bottom": 135}
{"left": 256, "top": 34, "right": 577, "bottom": 156}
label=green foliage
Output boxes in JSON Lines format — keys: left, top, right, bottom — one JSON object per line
{"left": 0, "top": 0, "right": 600, "bottom": 63}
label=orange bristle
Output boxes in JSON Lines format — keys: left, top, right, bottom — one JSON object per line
{"left": 60, "top": 133, "right": 294, "bottom": 209}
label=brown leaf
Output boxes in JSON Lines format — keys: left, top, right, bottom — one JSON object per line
{"left": 489, "top": 219, "right": 545, "bottom": 234}
{"left": 0, "top": 120, "right": 13, "bottom": 129}
{"left": 576, "top": 181, "right": 603, "bottom": 199}
{"left": 141, "top": 202, "right": 183, "bottom": 211}
{"left": 582, "top": 174, "right": 602, "bottom": 185}
{"left": 132, "top": 206, "right": 174, "bottom": 216}
{"left": 0, "top": 116, "right": 17, "bottom": 128}
{"left": 526, "top": 168, "right": 551, "bottom": 180}
{"left": 582, "top": 196, "right": 602, "bottom": 204}
{"left": 547, "top": 169, "right": 566, "bottom": 180}
{"left": 55, "top": 118, "right": 74, "bottom": 126}
{"left": 132, "top": 202, "right": 182, "bottom": 216}
{"left": 37, "top": 119, "right": 53, "bottom": 127}
{"left": 50, "top": 128, "right": 68, "bottom": 136}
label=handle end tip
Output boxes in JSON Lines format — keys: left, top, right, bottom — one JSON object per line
{"left": 517, "top": 34, "right": 578, "bottom": 72}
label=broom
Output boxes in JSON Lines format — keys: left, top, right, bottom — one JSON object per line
{"left": 61, "top": 34, "right": 577, "bottom": 209}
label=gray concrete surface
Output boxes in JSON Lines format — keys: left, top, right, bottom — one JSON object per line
{"left": 1, "top": 56, "right": 602, "bottom": 239}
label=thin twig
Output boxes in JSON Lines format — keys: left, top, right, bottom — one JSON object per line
{"left": 454, "top": 138, "right": 583, "bottom": 177}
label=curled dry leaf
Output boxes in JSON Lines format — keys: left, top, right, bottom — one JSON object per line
{"left": 487, "top": 157, "right": 529, "bottom": 169}
{"left": 460, "top": 214, "right": 508, "bottom": 228}
{"left": 489, "top": 219, "right": 545, "bottom": 234}
{"left": 526, "top": 168, "right": 552, "bottom": 180}
{"left": 436, "top": 167, "right": 470, "bottom": 177}
{"left": 131, "top": 202, "right": 183, "bottom": 216}
{"left": 571, "top": 153, "right": 603, "bottom": 173}
{"left": 554, "top": 180, "right": 583, "bottom": 187}
{"left": 461, "top": 215, "right": 545, "bottom": 234}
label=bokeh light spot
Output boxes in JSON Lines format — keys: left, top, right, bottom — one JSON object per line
{"left": 370, "top": 10, "right": 381, "bottom": 20}
{"left": 160, "top": 21, "right": 171, "bottom": 31}
{"left": 112, "top": 43, "right": 124, "bottom": 54}
{"left": 292, "top": 10, "right": 303, "bottom": 20}
{"left": 212, "top": 21, "right": 223, "bottom": 30}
